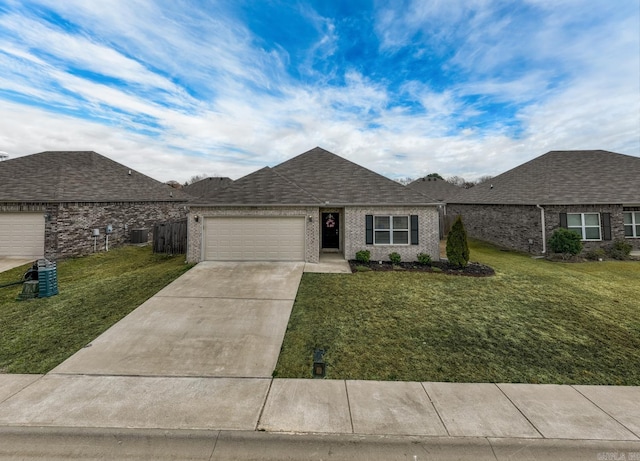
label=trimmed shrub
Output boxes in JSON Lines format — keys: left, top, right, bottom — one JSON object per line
{"left": 548, "top": 228, "right": 583, "bottom": 259}
{"left": 585, "top": 248, "right": 606, "bottom": 261}
{"left": 417, "top": 252, "right": 432, "bottom": 265}
{"left": 389, "top": 252, "right": 402, "bottom": 265}
{"left": 446, "top": 216, "right": 469, "bottom": 268}
{"left": 607, "top": 239, "right": 632, "bottom": 260}
{"left": 355, "top": 250, "right": 371, "bottom": 263}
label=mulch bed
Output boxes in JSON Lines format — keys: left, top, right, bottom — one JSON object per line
{"left": 348, "top": 260, "right": 495, "bottom": 277}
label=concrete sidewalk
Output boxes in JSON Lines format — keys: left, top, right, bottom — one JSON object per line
{"left": 1, "top": 373, "right": 638, "bottom": 441}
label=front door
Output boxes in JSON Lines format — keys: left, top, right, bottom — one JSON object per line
{"left": 322, "top": 213, "right": 340, "bottom": 249}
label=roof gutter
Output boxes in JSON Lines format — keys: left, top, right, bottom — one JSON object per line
{"left": 536, "top": 204, "right": 546, "bottom": 254}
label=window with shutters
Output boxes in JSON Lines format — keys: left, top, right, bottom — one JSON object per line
{"left": 624, "top": 212, "right": 640, "bottom": 238}
{"left": 374, "top": 216, "right": 409, "bottom": 245}
{"left": 567, "top": 213, "right": 601, "bottom": 240}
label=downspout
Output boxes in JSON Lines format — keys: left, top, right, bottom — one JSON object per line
{"left": 536, "top": 204, "right": 546, "bottom": 254}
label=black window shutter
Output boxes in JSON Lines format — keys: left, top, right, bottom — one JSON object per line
{"left": 410, "top": 215, "right": 419, "bottom": 245}
{"left": 559, "top": 213, "right": 567, "bottom": 228}
{"left": 365, "top": 215, "right": 373, "bottom": 245}
{"left": 602, "top": 213, "right": 612, "bottom": 240}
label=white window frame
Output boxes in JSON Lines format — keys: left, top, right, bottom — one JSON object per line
{"left": 373, "top": 215, "right": 410, "bottom": 245}
{"left": 567, "top": 213, "right": 601, "bottom": 241}
{"left": 624, "top": 211, "right": 640, "bottom": 238}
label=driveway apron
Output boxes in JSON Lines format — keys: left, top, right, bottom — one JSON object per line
{"left": 52, "top": 261, "right": 304, "bottom": 378}
{"left": 0, "top": 257, "right": 33, "bottom": 274}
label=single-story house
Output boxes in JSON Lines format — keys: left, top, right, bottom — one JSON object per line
{"left": 447, "top": 150, "right": 640, "bottom": 255}
{"left": 0, "top": 151, "right": 189, "bottom": 260}
{"left": 187, "top": 147, "right": 441, "bottom": 263}
{"left": 407, "top": 176, "right": 463, "bottom": 237}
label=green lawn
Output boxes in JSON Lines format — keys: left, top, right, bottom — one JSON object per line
{"left": 0, "top": 246, "right": 192, "bottom": 374}
{"left": 274, "top": 241, "right": 640, "bottom": 384}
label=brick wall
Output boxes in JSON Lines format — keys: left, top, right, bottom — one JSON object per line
{"left": 344, "top": 206, "right": 440, "bottom": 262}
{"left": 446, "top": 204, "right": 543, "bottom": 253}
{"left": 447, "top": 203, "right": 639, "bottom": 254}
{"left": 187, "top": 206, "right": 320, "bottom": 263}
{"left": 44, "top": 201, "right": 187, "bottom": 259}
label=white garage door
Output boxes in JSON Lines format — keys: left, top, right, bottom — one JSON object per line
{"left": 204, "top": 217, "right": 306, "bottom": 261}
{"left": 0, "top": 213, "right": 45, "bottom": 257}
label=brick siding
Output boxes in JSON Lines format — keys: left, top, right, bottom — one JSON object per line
{"left": 344, "top": 206, "right": 440, "bottom": 262}
{"left": 188, "top": 205, "right": 441, "bottom": 263}
{"left": 447, "top": 203, "right": 639, "bottom": 254}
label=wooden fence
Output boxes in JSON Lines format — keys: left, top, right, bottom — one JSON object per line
{"left": 153, "top": 219, "right": 187, "bottom": 254}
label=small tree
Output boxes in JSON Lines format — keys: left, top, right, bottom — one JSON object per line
{"left": 446, "top": 216, "right": 470, "bottom": 268}
{"left": 548, "top": 228, "right": 583, "bottom": 259}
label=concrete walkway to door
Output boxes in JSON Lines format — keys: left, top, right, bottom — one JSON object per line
{"left": 53, "top": 261, "right": 305, "bottom": 378}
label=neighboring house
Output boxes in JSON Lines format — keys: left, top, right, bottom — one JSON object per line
{"left": 447, "top": 150, "right": 640, "bottom": 255}
{"left": 407, "top": 176, "right": 463, "bottom": 237}
{"left": 0, "top": 151, "right": 188, "bottom": 259}
{"left": 187, "top": 147, "right": 441, "bottom": 263}
{"left": 182, "top": 176, "right": 233, "bottom": 197}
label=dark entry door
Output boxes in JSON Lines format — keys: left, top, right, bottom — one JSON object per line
{"left": 322, "top": 213, "right": 339, "bottom": 249}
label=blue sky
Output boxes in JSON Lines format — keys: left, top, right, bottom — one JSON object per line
{"left": 0, "top": 0, "right": 638, "bottom": 183}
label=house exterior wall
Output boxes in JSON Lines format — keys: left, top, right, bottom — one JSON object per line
{"left": 446, "top": 204, "right": 543, "bottom": 253}
{"left": 344, "top": 206, "right": 440, "bottom": 262}
{"left": 187, "top": 206, "right": 320, "bottom": 263}
{"left": 0, "top": 201, "right": 186, "bottom": 260}
{"left": 448, "top": 203, "right": 639, "bottom": 254}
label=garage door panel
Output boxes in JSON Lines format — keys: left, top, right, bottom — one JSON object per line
{"left": 0, "top": 213, "right": 45, "bottom": 257}
{"left": 205, "top": 217, "right": 305, "bottom": 261}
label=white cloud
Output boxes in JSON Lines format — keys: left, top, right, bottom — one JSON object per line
{"left": 0, "top": 0, "right": 637, "bottom": 186}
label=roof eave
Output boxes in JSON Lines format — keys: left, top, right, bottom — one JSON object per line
{"left": 0, "top": 198, "right": 188, "bottom": 203}
{"left": 190, "top": 201, "right": 441, "bottom": 207}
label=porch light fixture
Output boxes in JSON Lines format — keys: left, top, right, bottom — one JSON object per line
{"left": 308, "top": 215, "right": 313, "bottom": 222}
{"left": 312, "top": 349, "right": 326, "bottom": 378}
{"left": 194, "top": 215, "right": 199, "bottom": 222}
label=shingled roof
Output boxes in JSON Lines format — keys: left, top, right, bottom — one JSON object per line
{"left": 192, "top": 147, "right": 437, "bottom": 206}
{"left": 192, "top": 167, "right": 320, "bottom": 205}
{"left": 183, "top": 176, "right": 233, "bottom": 198}
{"left": 449, "top": 150, "right": 640, "bottom": 205}
{"left": 0, "top": 151, "right": 188, "bottom": 203}
{"left": 407, "top": 176, "right": 462, "bottom": 202}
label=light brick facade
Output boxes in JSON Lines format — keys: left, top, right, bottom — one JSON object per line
{"left": 188, "top": 205, "right": 440, "bottom": 263}
{"left": 344, "top": 206, "right": 440, "bottom": 262}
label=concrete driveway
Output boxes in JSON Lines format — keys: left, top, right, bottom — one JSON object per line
{"left": 0, "top": 257, "right": 33, "bottom": 274}
{"left": 53, "top": 261, "right": 304, "bottom": 378}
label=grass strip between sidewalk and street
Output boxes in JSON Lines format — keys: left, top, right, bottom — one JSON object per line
{"left": 0, "top": 246, "right": 192, "bottom": 374}
{"left": 274, "top": 240, "right": 640, "bottom": 384}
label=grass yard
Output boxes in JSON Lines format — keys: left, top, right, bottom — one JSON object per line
{"left": 274, "top": 240, "right": 640, "bottom": 384}
{"left": 0, "top": 246, "right": 192, "bottom": 374}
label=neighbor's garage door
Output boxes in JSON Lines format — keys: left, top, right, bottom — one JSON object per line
{"left": 0, "top": 213, "right": 45, "bottom": 257}
{"left": 204, "top": 217, "right": 305, "bottom": 261}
